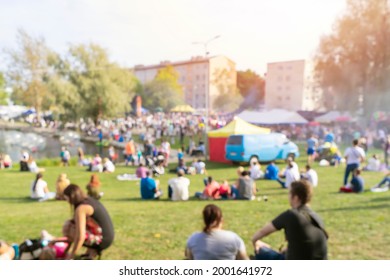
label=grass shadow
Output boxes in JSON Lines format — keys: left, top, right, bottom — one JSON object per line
{"left": 0, "top": 196, "right": 40, "bottom": 203}
{"left": 370, "top": 196, "right": 390, "bottom": 202}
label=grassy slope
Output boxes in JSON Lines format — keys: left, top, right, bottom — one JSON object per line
{"left": 1, "top": 153, "right": 389, "bottom": 260}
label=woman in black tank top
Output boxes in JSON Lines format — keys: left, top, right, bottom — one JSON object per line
{"left": 63, "top": 184, "right": 114, "bottom": 259}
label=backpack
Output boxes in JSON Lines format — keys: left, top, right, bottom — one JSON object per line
{"left": 19, "top": 239, "right": 44, "bottom": 260}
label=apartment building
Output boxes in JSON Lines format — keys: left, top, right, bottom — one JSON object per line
{"left": 264, "top": 60, "right": 321, "bottom": 111}
{"left": 134, "top": 55, "right": 236, "bottom": 111}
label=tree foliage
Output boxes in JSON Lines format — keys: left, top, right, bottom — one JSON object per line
{"left": 48, "top": 44, "right": 137, "bottom": 122}
{"left": 139, "top": 65, "right": 184, "bottom": 111}
{"left": 313, "top": 0, "right": 390, "bottom": 115}
{"left": 4, "top": 31, "right": 137, "bottom": 122}
{"left": 0, "top": 73, "right": 8, "bottom": 105}
{"left": 237, "top": 70, "right": 265, "bottom": 108}
{"left": 5, "top": 29, "right": 52, "bottom": 118}
{"left": 212, "top": 68, "right": 242, "bottom": 112}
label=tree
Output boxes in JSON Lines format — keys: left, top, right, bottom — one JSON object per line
{"left": 5, "top": 29, "right": 52, "bottom": 119}
{"left": 211, "top": 68, "right": 242, "bottom": 112}
{"left": 140, "top": 65, "right": 184, "bottom": 111}
{"left": 313, "top": 0, "right": 390, "bottom": 116}
{"left": 0, "top": 73, "right": 8, "bottom": 105}
{"left": 51, "top": 44, "right": 137, "bottom": 122}
{"left": 237, "top": 70, "right": 265, "bottom": 107}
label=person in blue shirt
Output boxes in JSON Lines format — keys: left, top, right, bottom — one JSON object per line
{"left": 340, "top": 169, "right": 364, "bottom": 193}
{"left": 177, "top": 148, "right": 184, "bottom": 164}
{"left": 306, "top": 135, "right": 318, "bottom": 164}
{"left": 264, "top": 161, "right": 279, "bottom": 180}
{"left": 140, "top": 171, "right": 162, "bottom": 199}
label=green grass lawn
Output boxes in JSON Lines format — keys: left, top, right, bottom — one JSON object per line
{"left": 1, "top": 154, "right": 390, "bottom": 260}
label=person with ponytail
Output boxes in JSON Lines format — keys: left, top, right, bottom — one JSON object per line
{"left": 30, "top": 173, "right": 55, "bottom": 202}
{"left": 185, "top": 204, "right": 248, "bottom": 260}
{"left": 63, "top": 184, "right": 114, "bottom": 259}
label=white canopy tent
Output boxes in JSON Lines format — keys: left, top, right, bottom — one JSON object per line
{"left": 237, "top": 109, "right": 308, "bottom": 125}
{"left": 314, "top": 111, "right": 353, "bottom": 123}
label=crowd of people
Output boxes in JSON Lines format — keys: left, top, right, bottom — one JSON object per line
{"left": 1, "top": 110, "right": 390, "bottom": 261}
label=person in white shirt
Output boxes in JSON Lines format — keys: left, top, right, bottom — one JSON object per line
{"left": 194, "top": 159, "right": 207, "bottom": 175}
{"left": 90, "top": 154, "right": 103, "bottom": 172}
{"left": 343, "top": 139, "right": 365, "bottom": 187}
{"left": 277, "top": 158, "right": 300, "bottom": 189}
{"left": 168, "top": 169, "right": 190, "bottom": 201}
{"left": 249, "top": 161, "right": 264, "bottom": 180}
{"left": 301, "top": 165, "right": 318, "bottom": 187}
{"left": 30, "top": 173, "right": 55, "bottom": 202}
{"left": 27, "top": 156, "right": 45, "bottom": 173}
{"left": 364, "top": 154, "right": 380, "bottom": 171}
{"left": 160, "top": 138, "right": 171, "bottom": 167}
{"left": 103, "top": 158, "right": 115, "bottom": 173}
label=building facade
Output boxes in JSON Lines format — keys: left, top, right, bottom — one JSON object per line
{"left": 264, "top": 60, "right": 321, "bottom": 111}
{"left": 134, "top": 55, "right": 236, "bottom": 111}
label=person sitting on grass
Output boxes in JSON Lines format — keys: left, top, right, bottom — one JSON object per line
{"left": 88, "top": 154, "right": 103, "bottom": 173}
{"left": 185, "top": 204, "right": 249, "bottom": 260}
{"left": 231, "top": 166, "right": 244, "bottom": 188}
{"left": 28, "top": 156, "right": 45, "bottom": 173}
{"left": 301, "top": 165, "right": 318, "bottom": 187}
{"left": 264, "top": 161, "right": 279, "bottom": 180}
{"left": 277, "top": 158, "right": 300, "bottom": 189}
{"left": 86, "top": 174, "right": 104, "bottom": 200}
{"left": 136, "top": 163, "right": 149, "bottom": 179}
{"left": 176, "top": 158, "right": 189, "bottom": 174}
{"left": 103, "top": 158, "right": 115, "bottom": 173}
{"left": 20, "top": 150, "right": 30, "bottom": 172}
{"left": 363, "top": 154, "right": 381, "bottom": 172}
{"left": 339, "top": 169, "right": 364, "bottom": 193}
{"left": 371, "top": 171, "right": 390, "bottom": 192}
{"left": 218, "top": 180, "right": 232, "bottom": 199}
{"left": 30, "top": 173, "right": 56, "bottom": 202}
{"left": 252, "top": 180, "right": 328, "bottom": 260}
{"left": 168, "top": 169, "right": 190, "bottom": 201}
{"left": 1, "top": 154, "right": 12, "bottom": 169}
{"left": 193, "top": 159, "right": 207, "bottom": 175}
{"left": 195, "top": 176, "right": 221, "bottom": 200}
{"left": 140, "top": 171, "right": 163, "bottom": 200}
{"left": 55, "top": 173, "right": 71, "bottom": 200}
{"left": 231, "top": 171, "right": 257, "bottom": 200}
{"left": 249, "top": 160, "right": 264, "bottom": 180}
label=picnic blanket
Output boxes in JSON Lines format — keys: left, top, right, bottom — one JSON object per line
{"left": 116, "top": 174, "right": 139, "bottom": 181}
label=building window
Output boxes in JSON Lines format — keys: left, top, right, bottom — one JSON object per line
{"left": 285, "top": 86, "right": 290, "bottom": 91}
{"left": 278, "top": 76, "right": 283, "bottom": 81}
{"left": 285, "top": 75, "right": 290, "bottom": 81}
{"left": 278, "top": 66, "right": 284, "bottom": 70}
{"left": 278, "top": 96, "right": 282, "bottom": 101}
{"left": 277, "top": 86, "right": 282, "bottom": 91}
{"left": 285, "top": 96, "right": 290, "bottom": 100}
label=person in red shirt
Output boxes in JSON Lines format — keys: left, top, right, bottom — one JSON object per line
{"left": 195, "top": 176, "right": 220, "bottom": 200}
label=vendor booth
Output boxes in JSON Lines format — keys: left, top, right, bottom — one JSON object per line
{"left": 207, "top": 117, "right": 270, "bottom": 163}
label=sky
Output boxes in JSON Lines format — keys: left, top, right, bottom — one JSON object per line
{"left": 0, "top": 0, "right": 347, "bottom": 75}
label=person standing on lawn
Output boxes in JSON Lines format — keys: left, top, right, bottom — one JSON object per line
{"left": 342, "top": 139, "right": 365, "bottom": 188}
